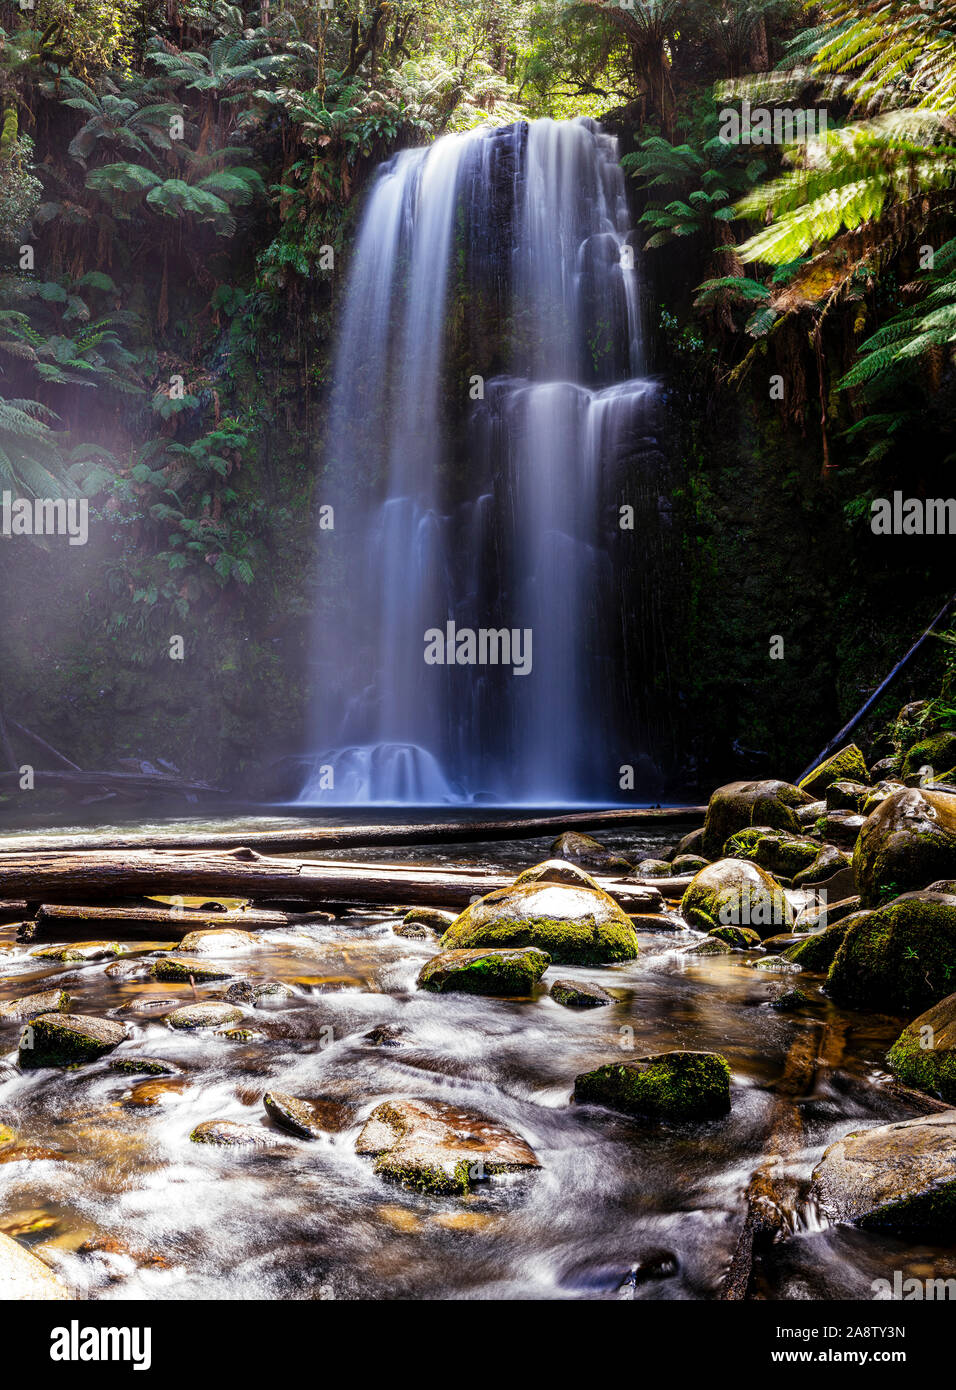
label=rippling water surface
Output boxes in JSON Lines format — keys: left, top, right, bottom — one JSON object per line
{"left": 1, "top": 822, "right": 952, "bottom": 1301}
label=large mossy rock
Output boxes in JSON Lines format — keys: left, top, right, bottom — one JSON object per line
{"left": 722, "top": 826, "right": 821, "bottom": 879}
{"left": 439, "top": 881, "right": 640, "bottom": 965}
{"left": 886, "top": 994, "right": 956, "bottom": 1103}
{"left": 512, "top": 859, "right": 602, "bottom": 891}
{"left": 355, "top": 1097, "right": 540, "bottom": 1194}
{"left": 680, "top": 859, "right": 793, "bottom": 939}
{"left": 549, "top": 832, "right": 631, "bottom": 872}
{"left": 573, "top": 1050, "right": 731, "bottom": 1120}
{"left": 0, "top": 1230, "right": 71, "bottom": 1299}
{"left": 783, "top": 913, "right": 866, "bottom": 971}
{"left": 799, "top": 744, "right": 869, "bottom": 798}
{"left": 0, "top": 989, "right": 70, "bottom": 1022}
{"left": 901, "top": 731, "right": 956, "bottom": 783}
{"left": 151, "top": 956, "right": 236, "bottom": 983}
{"left": 792, "top": 845, "right": 852, "bottom": 889}
{"left": 853, "top": 786, "right": 956, "bottom": 906}
{"left": 702, "top": 780, "right": 814, "bottom": 859}
{"left": 810, "top": 1111, "right": 956, "bottom": 1236}
{"left": 826, "top": 891, "right": 956, "bottom": 1013}
{"left": 418, "top": 946, "right": 550, "bottom": 996}
{"left": 18, "top": 1012, "right": 128, "bottom": 1069}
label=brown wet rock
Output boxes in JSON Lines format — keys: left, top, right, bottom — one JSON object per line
{"left": 19, "top": 1013, "right": 129, "bottom": 1069}
{"left": 178, "top": 927, "right": 266, "bottom": 953}
{"left": 108, "top": 1056, "right": 181, "bottom": 1077}
{"left": 112, "top": 997, "right": 179, "bottom": 1018}
{"left": 122, "top": 1077, "right": 189, "bottom": 1109}
{"left": 549, "top": 832, "right": 632, "bottom": 872}
{"left": 30, "top": 941, "right": 123, "bottom": 963}
{"left": 355, "top": 1097, "right": 540, "bottom": 1194}
{"left": 221, "top": 978, "right": 295, "bottom": 1005}
{"left": 166, "top": 1001, "right": 245, "bottom": 1031}
{"left": 190, "top": 1118, "right": 279, "bottom": 1148}
{"left": 362, "top": 1023, "right": 408, "bottom": 1046}
{"left": 151, "top": 956, "right": 236, "bottom": 983}
{"left": 0, "top": 989, "right": 71, "bottom": 1022}
{"left": 263, "top": 1090, "right": 341, "bottom": 1139}
{"left": 550, "top": 978, "right": 615, "bottom": 1008}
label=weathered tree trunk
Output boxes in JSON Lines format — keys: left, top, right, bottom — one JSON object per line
{"left": 0, "top": 849, "right": 673, "bottom": 911}
{"left": 20, "top": 901, "right": 334, "bottom": 941}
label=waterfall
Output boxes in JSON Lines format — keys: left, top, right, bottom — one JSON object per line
{"left": 298, "top": 117, "right": 664, "bottom": 806}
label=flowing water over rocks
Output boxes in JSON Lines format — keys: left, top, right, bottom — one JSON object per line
{"left": 2, "top": 821, "right": 955, "bottom": 1301}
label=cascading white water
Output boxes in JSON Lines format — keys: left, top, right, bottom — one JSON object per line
{"left": 298, "top": 117, "right": 661, "bottom": 805}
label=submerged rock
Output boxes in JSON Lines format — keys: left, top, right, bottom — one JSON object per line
{"left": 550, "top": 831, "right": 632, "bottom": 872}
{"left": 418, "top": 946, "right": 550, "bottom": 996}
{"left": 0, "top": 1229, "right": 71, "bottom": 1299}
{"left": 18, "top": 1013, "right": 128, "bottom": 1069}
{"left": 355, "top": 1097, "right": 540, "bottom": 1195}
{"left": 122, "top": 1078, "right": 188, "bottom": 1109}
{"left": 550, "top": 978, "right": 615, "bottom": 1008}
{"left": 166, "top": 1001, "right": 245, "bottom": 1031}
{"left": 29, "top": 941, "right": 122, "bottom": 963}
{"left": 263, "top": 1090, "right": 336, "bottom": 1139}
{"left": 439, "top": 881, "right": 640, "bottom": 965}
{"left": 826, "top": 891, "right": 956, "bottom": 1012}
{"left": 810, "top": 1111, "right": 956, "bottom": 1236}
{"left": 799, "top": 744, "right": 869, "bottom": 798}
{"left": 151, "top": 956, "right": 236, "bottom": 983}
{"left": 684, "top": 937, "right": 732, "bottom": 956}
{"left": 221, "top": 979, "right": 294, "bottom": 1005}
{"left": 702, "top": 780, "right": 814, "bottom": 859}
{"left": 853, "top": 786, "right": 956, "bottom": 906}
{"left": 108, "top": 1056, "right": 181, "bottom": 1077}
{"left": 680, "top": 858, "right": 792, "bottom": 939}
{"left": 0, "top": 989, "right": 70, "bottom": 1022}
{"left": 190, "top": 1119, "right": 275, "bottom": 1147}
{"left": 573, "top": 1051, "right": 731, "bottom": 1121}
{"left": 362, "top": 1023, "right": 408, "bottom": 1046}
{"left": 887, "top": 994, "right": 956, "bottom": 1103}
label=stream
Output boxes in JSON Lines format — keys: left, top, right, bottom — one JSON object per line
{"left": 1, "top": 818, "right": 953, "bottom": 1301}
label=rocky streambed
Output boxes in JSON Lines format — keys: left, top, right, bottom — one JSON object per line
{"left": 1, "top": 738, "right": 956, "bottom": 1301}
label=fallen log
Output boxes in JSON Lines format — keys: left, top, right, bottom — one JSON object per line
{"left": 19, "top": 902, "right": 336, "bottom": 942}
{"left": 0, "top": 900, "right": 29, "bottom": 925}
{"left": 0, "top": 848, "right": 668, "bottom": 912}
{"left": 0, "top": 806, "right": 706, "bottom": 857}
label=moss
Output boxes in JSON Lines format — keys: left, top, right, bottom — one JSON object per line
{"left": 441, "top": 913, "right": 638, "bottom": 966}
{"left": 902, "top": 731, "right": 956, "bottom": 782}
{"left": 573, "top": 1050, "right": 731, "bottom": 1120}
{"left": 826, "top": 897, "right": 956, "bottom": 1012}
{"left": 550, "top": 978, "right": 614, "bottom": 1008}
{"left": 799, "top": 744, "right": 869, "bottom": 798}
{"left": 19, "top": 1013, "right": 126, "bottom": 1068}
{"left": 707, "top": 924, "right": 761, "bottom": 949}
{"left": 887, "top": 1028, "right": 956, "bottom": 1103}
{"left": 417, "top": 946, "right": 551, "bottom": 995}
{"left": 783, "top": 920, "right": 854, "bottom": 971}
{"left": 723, "top": 827, "right": 820, "bottom": 877}
{"left": 856, "top": 1181, "right": 956, "bottom": 1239}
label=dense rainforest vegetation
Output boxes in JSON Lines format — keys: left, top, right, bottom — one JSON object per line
{"left": 0, "top": 0, "right": 953, "bottom": 800}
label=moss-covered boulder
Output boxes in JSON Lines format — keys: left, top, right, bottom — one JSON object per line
{"left": 221, "top": 978, "right": 294, "bottom": 1005}
{"left": 723, "top": 826, "right": 820, "bottom": 879}
{"left": 826, "top": 891, "right": 956, "bottom": 1012}
{"left": 861, "top": 780, "right": 905, "bottom": 817}
{"left": 901, "top": 732, "right": 956, "bottom": 784}
{"left": 707, "top": 924, "right": 761, "bottom": 949}
{"left": 680, "top": 859, "right": 793, "bottom": 939}
{"left": 511, "top": 859, "right": 602, "bottom": 891}
{"left": 853, "top": 786, "right": 956, "bottom": 906}
{"left": 108, "top": 1056, "right": 181, "bottom": 1077}
{"left": 0, "top": 989, "right": 70, "bottom": 1022}
{"left": 799, "top": 744, "right": 869, "bottom": 798}
{"left": 822, "top": 811, "right": 865, "bottom": 849}
{"left": 684, "top": 937, "right": 732, "bottom": 956}
{"left": 355, "top": 1097, "right": 540, "bottom": 1194}
{"left": 400, "top": 907, "right": 457, "bottom": 933}
{"left": 550, "top": 832, "right": 631, "bottom": 872}
{"left": 573, "top": 1050, "right": 731, "bottom": 1120}
{"left": 29, "top": 941, "right": 122, "bottom": 963}
{"left": 550, "top": 978, "right": 615, "bottom": 1008}
{"left": 674, "top": 827, "right": 705, "bottom": 858}
{"left": 166, "top": 1001, "right": 245, "bottom": 1031}
{"left": 825, "top": 780, "right": 869, "bottom": 812}
{"left": 633, "top": 858, "right": 672, "bottom": 877}
{"left": 792, "top": 845, "right": 852, "bottom": 889}
{"left": 783, "top": 913, "right": 866, "bottom": 971}
{"left": 151, "top": 956, "right": 236, "bottom": 983}
{"left": 439, "top": 881, "right": 639, "bottom": 964}
{"left": 19, "top": 1012, "right": 128, "bottom": 1069}
{"left": 793, "top": 895, "right": 861, "bottom": 933}
{"left": 810, "top": 1111, "right": 956, "bottom": 1236}
{"left": 702, "top": 780, "right": 814, "bottom": 859}
{"left": 418, "top": 946, "right": 550, "bottom": 996}
{"left": 671, "top": 853, "right": 709, "bottom": 875}
{"left": 887, "top": 994, "right": 956, "bottom": 1103}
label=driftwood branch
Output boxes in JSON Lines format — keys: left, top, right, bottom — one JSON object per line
{"left": 20, "top": 901, "right": 335, "bottom": 941}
